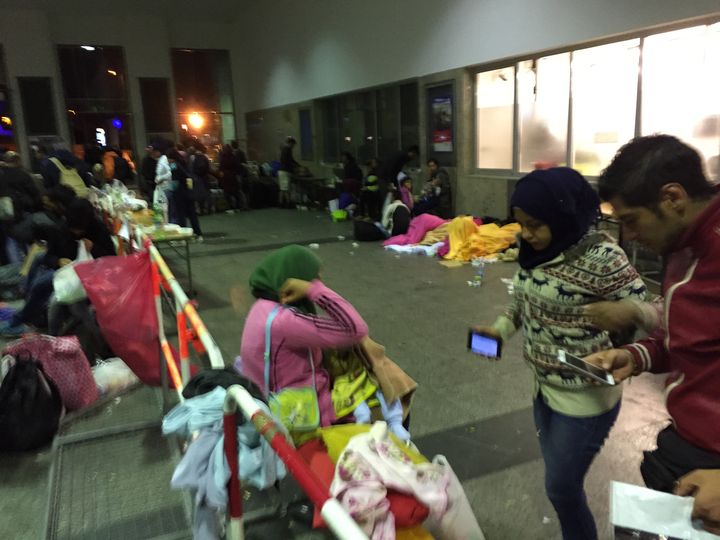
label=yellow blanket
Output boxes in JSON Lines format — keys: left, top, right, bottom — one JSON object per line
{"left": 443, "top": 217, "right": 520, "bottom": 261}
{"left": 419, "top": 223, "right": 449, "bottom": 246}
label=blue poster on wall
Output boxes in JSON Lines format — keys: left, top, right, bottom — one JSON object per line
{"left": 0, "top": 89, "right": 12, "bottom": 138}
{"left": 431, "top": 96, "right": 453, "bottom": 152}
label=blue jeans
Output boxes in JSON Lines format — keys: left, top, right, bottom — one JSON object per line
{"left": 12, "top": 262, "right": 55, "bottom": 328}
{"left": 533, "top": 396, "right": 620, "bottom": 540}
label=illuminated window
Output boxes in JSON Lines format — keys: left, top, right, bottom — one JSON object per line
{"left": 339, "top": 91, "right": 376, "bottom": 164}
{"left": 517, "top": 53, "right": 570, "bottom": 171}
{"left": 58, "top": 45, "right": 132, "bottom": 151}
{"left": 172, "top": 49, "right": 236, "bottom": 148}
{"left": 571, "top": 40, "right": 640, "bottom": 176}
{"left": 476, "top": 66, "right": 514, "bottom": 169}
{"left": 642, "top": 24, "right": 720, "bottom": 180}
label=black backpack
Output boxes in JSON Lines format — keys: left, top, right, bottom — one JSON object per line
{"left": 353, "top": 219, "right": 387, "bottom": 242}
{"left": 0, "top": 356, "right": 63, "bottom": 451}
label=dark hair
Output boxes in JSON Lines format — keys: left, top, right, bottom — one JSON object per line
{"left": 341, "top": 151, "right": 355, "bottom": 163}
{"left": 167, "top": 150, "right": 183, "bottom": 162}
{"left": 66, "top": 198, "right": 97, "bottom": 232}
{"left": 46, "top": 185, "right": 77, "bottom": 209}
{"left": 230, "top": 140, "right": 239, "bottom": 149}
{"left": 598, "top": 134, "right": 714, "bottom": 207}
{"left": 427, "top": 158, "right": 439, "bottom": 167}
{"left": 407, "top": 145, "right": 419, "bottom": 156}
{"left": 286, "top": 137, "right": 297, "bottom": 145}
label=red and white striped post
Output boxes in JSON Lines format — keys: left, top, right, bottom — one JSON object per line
{"left": 222, "top": 385, "right": 368, "bottom": 540}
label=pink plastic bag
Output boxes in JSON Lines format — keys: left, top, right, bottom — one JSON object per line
{"left": 75, "top": 252, "right": 163, "bottom": 385}
{"left": 3, "top": 335, "right": 98, "bottom": 411}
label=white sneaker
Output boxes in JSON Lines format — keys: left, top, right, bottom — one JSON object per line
{"left": 196, "top": 236, "right": 204, "bottom": 242}
{"left": 225, "top": 209, "right": 235, "bottom": 214}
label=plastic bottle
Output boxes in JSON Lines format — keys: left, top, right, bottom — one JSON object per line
{"left": 473, "top": 261, "right": 486, "bottom": 286}
{"left": 152, "top": 203, "right": 163, "bottom": 226}
{"left": 152, "top": 202, "right": 166, "bottom": 239}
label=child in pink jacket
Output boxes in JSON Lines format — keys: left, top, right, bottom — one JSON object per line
{"left": 239, "top": 245, "right": 368, "bottom": 426}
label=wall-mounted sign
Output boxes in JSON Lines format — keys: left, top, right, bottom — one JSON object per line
{"left": 431, "top": 96, "right": 453, "bottom": 152}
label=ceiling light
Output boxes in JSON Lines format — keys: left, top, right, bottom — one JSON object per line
{"left": 107, "top": 69, "right": 117, "bottom": 76}
{"left": 81, "top": 45, "right": 95, "bottom": 51}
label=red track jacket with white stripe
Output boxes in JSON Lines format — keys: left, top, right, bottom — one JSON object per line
{"left": 625, "top": 193, "right": 720, "bottom": 454}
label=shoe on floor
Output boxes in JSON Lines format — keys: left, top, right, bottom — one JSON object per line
{"left": 0, "top": 320, "right": 28, "bottom": 338}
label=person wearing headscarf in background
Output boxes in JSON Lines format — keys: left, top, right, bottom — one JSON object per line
{"left": 238, "top": 245, "right": 368, "bottom": 427}
{"left": 473, "top": 167, "right": 646, "bottom": 540}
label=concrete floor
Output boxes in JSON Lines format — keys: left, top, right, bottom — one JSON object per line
{"left": 0, "top": 208, "right": 671, "bottom": 540}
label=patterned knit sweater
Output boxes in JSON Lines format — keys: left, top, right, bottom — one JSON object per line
{"left": 493, "top": 232, "right": 646, "bottom": 395}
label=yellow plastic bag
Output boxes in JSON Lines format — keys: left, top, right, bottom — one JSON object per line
{"left": 319, "top": 424, "right": 428, "bottom": 465}
{"left": 397, "top": 527, "right": 435, "bottom": 539}
{"left": 269, "top": 387, "right": 320, "bottom": 432}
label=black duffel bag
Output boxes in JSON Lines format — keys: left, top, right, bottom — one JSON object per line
{"left": 0, "top": 355, "right": 63, "bottom": 451}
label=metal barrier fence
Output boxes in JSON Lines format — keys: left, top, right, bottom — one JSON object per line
{"left": 119, "top": 221, "right": 369, "bottom": 540}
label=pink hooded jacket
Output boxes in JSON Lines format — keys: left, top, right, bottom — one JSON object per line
{"left": 240, "top": 280, "right": 368, "bottom": 426}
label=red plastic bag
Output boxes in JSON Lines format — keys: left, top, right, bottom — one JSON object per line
{"left": 3, "top": 335, "right": 99, "bottom": 411}
{"left": 75, "top": 252, "right": 164, "bottom": 385}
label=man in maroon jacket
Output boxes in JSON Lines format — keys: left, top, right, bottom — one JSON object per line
{"left": 587, "top": 134, "right": 720, "bottom": 534}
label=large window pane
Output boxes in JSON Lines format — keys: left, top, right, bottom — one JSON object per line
{"left": 320, "top": 98, "right": 339, "bottom": 163}
{"left": 58, "top": 45, "right": 132, "bottom": 152}
{"left": 376, "top": 87, "right": 400, "bottom": 161}
{"left": 475, "top": 67, "right": 514, "bottom": 169}
{"left": 339, "top": 91, "right": 376, "bottom": 164}
{"left": 172, "top": 49, "right": 236, "bottom": 147}
{"left": 642, "top": 24, "right": 720, "bottom": 181}
{"left": 572, "top": 40, "right": 640, "bottom": 176}
{"left": 139, "top": 78, "right": 173, "bottom": 135}
{"left": 58, "top": 45, "right": 128, "bottom": 111}
{"left": 517, "top": 53, "right": 570, "bottom": 171}
{"left": 18, "top": 78, "right": 58, "bottom": 136}
{"left": 299, "top": 108, "right": 313, "bottom": 161}
{"left": 400, "top": 82, "right": 419, "bottom": 157}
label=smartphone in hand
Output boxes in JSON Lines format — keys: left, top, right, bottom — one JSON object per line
{"left": 467, "top": 329, "right": 502, "bottom": 359}
{"left": 557, "top": 350, "right": 615, "bottom": 385}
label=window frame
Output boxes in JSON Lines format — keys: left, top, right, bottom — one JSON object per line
{"left": 470, "top": 14, "right": 720, "bottom": 177}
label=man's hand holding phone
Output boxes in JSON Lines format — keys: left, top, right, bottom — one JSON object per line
{"left": 583, "top": 349, "right": 636, "bottom": 383}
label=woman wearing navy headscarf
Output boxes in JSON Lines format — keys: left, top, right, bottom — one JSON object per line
{"left": 474, "top": 167, "right": 646, "bottom": 540}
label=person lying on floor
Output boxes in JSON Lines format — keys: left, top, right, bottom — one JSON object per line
{"left": 238, "top": 245, "right": 368, "bottom": 428}
{"left": 0, "top": 193, "right": 115, "bottom": 337}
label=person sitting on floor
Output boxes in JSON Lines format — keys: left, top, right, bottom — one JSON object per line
{"left": 0, "top": 192, "right": 115, "bottom": 337}
{"left": 397, "top": 172, "right": 414, "bottom": 213}
{"left": 413, "top": 158, "right": 452, "bottom": 218}
{"left": 358, "top": 158, "right": 382, "bottom": 220}
{"left": 238, "top": 245, "right": 368, "bottom": 428}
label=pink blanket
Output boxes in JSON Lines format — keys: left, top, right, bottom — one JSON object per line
{"left": 383, "top": 214, "right": 447, "bottom": 246}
